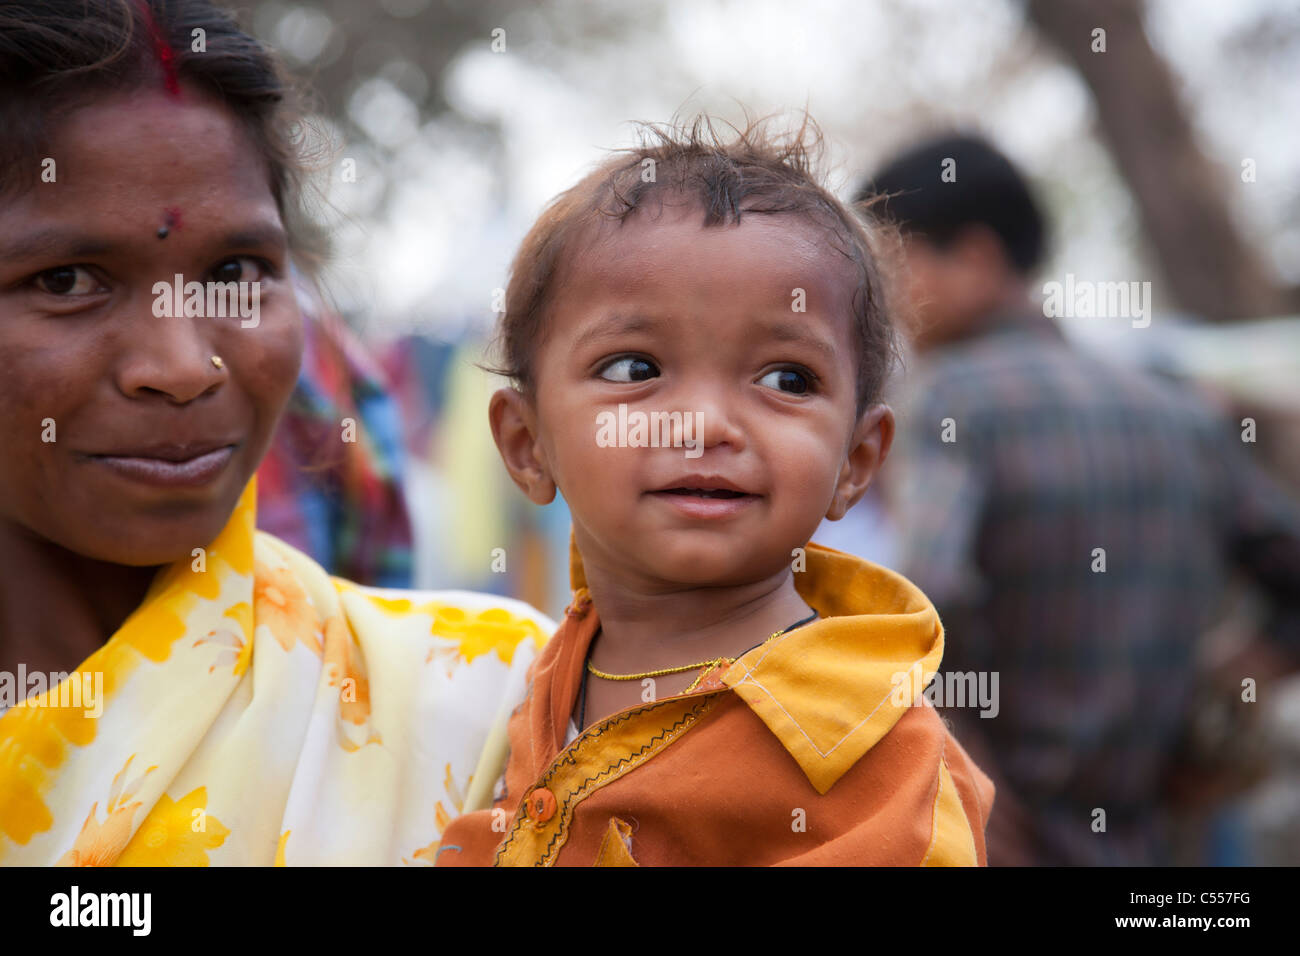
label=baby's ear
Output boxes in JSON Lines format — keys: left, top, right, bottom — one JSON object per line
{"left": 488, "top": 387, "right": 557, "bottom": 505}
{"left": 825, "top": 404, "right": 894, "bottom": 521}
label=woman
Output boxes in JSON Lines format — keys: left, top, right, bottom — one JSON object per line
{"left": 0, "top": 0, "right": 550, "bottom": 865}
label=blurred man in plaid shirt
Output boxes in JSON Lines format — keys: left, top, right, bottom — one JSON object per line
{"left": 861, "top": 134, "right": 1300, "bottom": 865}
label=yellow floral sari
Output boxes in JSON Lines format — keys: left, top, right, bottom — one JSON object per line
{"left": 0, "top": 480, "right": 552, "bottom": 865}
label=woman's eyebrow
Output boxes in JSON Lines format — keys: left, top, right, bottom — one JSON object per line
{"left": 0, "top": 228, "right": 118, "bottom": 263}
{"left": 220, "top": 223, "right": 288, "bottom": 250}
{"left": 0, "top": 222, "right": 288, "bottom": 263}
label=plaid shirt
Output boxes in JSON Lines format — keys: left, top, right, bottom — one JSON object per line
{"left": 891, "top": 315, "right": 1300, "bottom": 865}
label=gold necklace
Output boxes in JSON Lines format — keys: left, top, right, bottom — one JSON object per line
{"left": 584, "top": 609, "right": 820, "bottom": 685}
{"left": 585, "top": 656, "right": 733, "bottom": 681}
{"left": 577, "top": 608, "right": 820, "bottom": 729}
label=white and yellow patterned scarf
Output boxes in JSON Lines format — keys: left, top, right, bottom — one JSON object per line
{"left": 0, "top": 480, "right": 551, "bottom": 865}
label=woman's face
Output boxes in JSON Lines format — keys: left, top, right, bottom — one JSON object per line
{"left": 0, "top": 86, "right": 303, "bottom": 566}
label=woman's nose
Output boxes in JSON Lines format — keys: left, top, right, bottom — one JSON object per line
{"left": 114, "top": 299, "right": 224, "bottom": 404}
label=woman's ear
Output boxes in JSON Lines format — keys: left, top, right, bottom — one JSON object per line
{"left": 825, "top": 403, "right": 895, "bottom": 521}
{"left": 489, "top": 387, "right": 557, "bottom": 505}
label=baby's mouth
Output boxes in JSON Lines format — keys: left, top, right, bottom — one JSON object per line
{"left": 658, "top": 487, "right": 750, "bottom": 499}
{"left": 647, "top": 480, "right": 760, "bottom": 518}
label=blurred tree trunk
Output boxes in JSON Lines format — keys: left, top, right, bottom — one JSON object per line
{"left": 1026, "top": 0, "right": 1291, "bottom": 321}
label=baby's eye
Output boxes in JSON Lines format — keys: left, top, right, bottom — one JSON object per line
{"left": 758, "top": 368, "right": 811, "bottom": 394}
{"left": 209, "top": 256, "right": 269, "bottom": 284}
{"left": 599, "top": 356, "right": 660, "bottom": 383}
{"left": 34, "top": 265, "right": 104, "bottom": 296}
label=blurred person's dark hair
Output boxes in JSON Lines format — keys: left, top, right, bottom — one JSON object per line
{"left": 858, "top": 134, "right": 1046, "bottom": 275}
{"left": 0, "top": 0, "right": 325, "bottom": 268}
{"left": 485, "top": 113, "right": 903, "bottom": 416}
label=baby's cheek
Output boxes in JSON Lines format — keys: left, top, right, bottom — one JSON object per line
{"left": 553, "top": 435, "right": 605, "bottom": 498}
{"left": 558, "top": 441, "right": 630, "bottom": 512}
{"left": 778, "top": 443, "right": 844, "bottom": 514}
{"left": 771, "top": 426, "right": 833, "bottom": 472}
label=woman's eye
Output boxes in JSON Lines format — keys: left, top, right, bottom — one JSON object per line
{"left": 758, "top": 368, "right": 811, "bottom": 394}
{"left": 599, "top": 357, "right": 660, "bottom": 382}
{"left": 209, "top": 256, "right": 267, "bottom": 284}
{"left": 35, "top": 266, "right": 102, "bottom": 296}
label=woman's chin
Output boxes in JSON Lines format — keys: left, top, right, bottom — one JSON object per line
{"left": 66, "top": 518, "right": 233, "bottom": 567}
{"left": 45, "top": 487, "right": 247, "bottom": 568}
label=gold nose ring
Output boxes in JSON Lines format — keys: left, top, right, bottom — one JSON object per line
{"left": 211, "top": 355, "right": 225, "bottom": 370}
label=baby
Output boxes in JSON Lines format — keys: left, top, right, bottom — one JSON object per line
{"left": 438, "top": 116, "right": 994, "bottom": 866}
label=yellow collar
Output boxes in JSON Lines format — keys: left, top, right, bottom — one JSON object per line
{"left": 567, "top": 534, "right": 945, "bottom": 794}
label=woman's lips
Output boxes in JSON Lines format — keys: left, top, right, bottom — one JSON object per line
{"left": 87, "top": 445, "right": 236, "bottom": 488}
{"left": 647, "top": 488, "right": 759, "bottom": 519}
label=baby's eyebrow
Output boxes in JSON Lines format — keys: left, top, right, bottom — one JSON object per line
{"left": 749, "top": 318, "right": 839, "bottom": 363}
{"left": 572, "top": 311, "right": 839, "bottom": 364}
{"left": 573, "top": 312, "right": 662, "bottom": 350}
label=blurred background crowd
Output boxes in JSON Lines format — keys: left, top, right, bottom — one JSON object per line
{"left": 240, "top": 0, "right": 1300, "bottom": 865}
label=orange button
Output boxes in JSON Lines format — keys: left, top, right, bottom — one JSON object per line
{"left": 693, "top": 667, "right": 727, "bottom": 692}
{"left": 526, "top": 787, "right": 557, "bottom": 823}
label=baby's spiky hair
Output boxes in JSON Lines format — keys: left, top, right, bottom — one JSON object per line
{"left": 488, "top": 113, "right": 901, "bottom": 414}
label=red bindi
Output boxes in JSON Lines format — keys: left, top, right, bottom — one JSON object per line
{"left": 156, "top": 207, "right": 182, "bottom": 239}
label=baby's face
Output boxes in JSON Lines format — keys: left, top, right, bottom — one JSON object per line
{"left": 527, "top": 203, "right": 877, "bottom": 589}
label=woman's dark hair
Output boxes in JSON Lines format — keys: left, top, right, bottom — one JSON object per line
{"left": 0, "top": 0, "right": 320, "bottom": 261}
